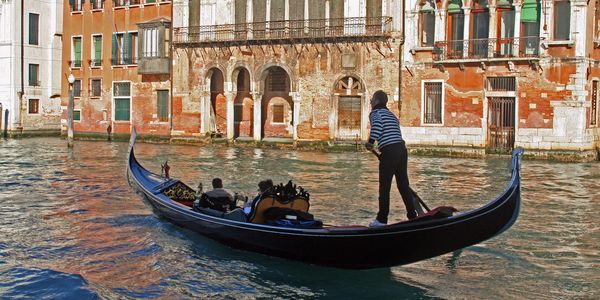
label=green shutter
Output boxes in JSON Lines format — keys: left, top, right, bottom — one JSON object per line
{"left": 157, "top": 90, "right": 168, "bottom": 121}
{"left": 112, "top": 34, "right": 118, "bottom": 65}
{"left": 521, "top": 0, "right": 540, "bottom": 23}
{"left": 74, "top": 38, "right": 82, "bottom": 67}
{"left": 94, "top": 36, "right": 102, "bottom": 62}
{"left": 124, "top": 33, "right": 132, "bottom": 64}
{"left": 115, "top": 98, "right": 130, "bottom": 121}
{"left": 73, "top": 110, "right": 81, "bottom": 121}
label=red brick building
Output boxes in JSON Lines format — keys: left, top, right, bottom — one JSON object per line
{"left": 61, "top": 0, "right": 172, "bottom": 138}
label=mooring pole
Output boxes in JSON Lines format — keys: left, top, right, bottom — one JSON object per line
{"left": 3, "top": 109, "right": 8, "bottom": 139}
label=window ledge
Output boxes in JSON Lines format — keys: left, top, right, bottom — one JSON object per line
{"left": 113, "top": 121, "right": 131, "bottom": 123}
{"left": 91, "top": 9, "right": 104, "bottom": 13}
{"left": 547, "top": 40, "right": 574, "bottom": 47}
{"left": 70, "top": 11, "right": 83, "bottom": 15}
{"left": 420, "top": 123, "right": 444, "bottom": 127}
{"left": 412, "top": 46, "right": 434, "bottom": 52}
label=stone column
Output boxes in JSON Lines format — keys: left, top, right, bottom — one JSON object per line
{"left": 435, "top": 9, "right": 447, "bottom": 44}
{"left": 488, "top": 5, "right": 497, "bottom": 58}
{"left": 290, "top": 92, "right": 301, "bottom": 141}
{"left": 225, "top": 92, "right": 235, "bottom": 140}
{"left": 463, "top": 7, "right": 471, "bottom": 58}
{"left": 200, "top": 90, "right": 210, "bottom": 134}
{"left": 513, "top": 3, "right": 522, "bottom": 56}
{"left": 252, "top": 92, "right": 262, "bottom": 141}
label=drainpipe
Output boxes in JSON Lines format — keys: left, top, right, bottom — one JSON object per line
{"left": 398, "top": 0, "right": 405, "bottom": 115}
{"left": 18, "top": 0, "right": 24, "bottom": 132}
{"left": 169, "top": 16, "right": 174, "bottom": 135}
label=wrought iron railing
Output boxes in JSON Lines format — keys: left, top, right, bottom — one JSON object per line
{"left": 174, "top": 17, "right": 393, "bottom": 45}
{"left": 433, "top": 37, "right": 541, "bottom": 61}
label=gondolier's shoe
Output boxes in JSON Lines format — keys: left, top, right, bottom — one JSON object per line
{"left": 369, "top": 219, "right": 387, "bottom": 227}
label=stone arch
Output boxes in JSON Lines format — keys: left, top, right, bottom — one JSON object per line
{"left": 256, "top": 61, "right": 298, "bottom": 93}
{"left": 206, "top": 67, "right": 227, "bottom": 136}
{"left": 232, "top": 66, "right": 254, "bottom": 138}
{"left": 259, "top": 65, "right": 293, "bottom": 139}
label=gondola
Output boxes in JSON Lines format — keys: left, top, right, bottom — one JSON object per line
{"left": 126, "top": 129, "right": 522, "bottom": 269}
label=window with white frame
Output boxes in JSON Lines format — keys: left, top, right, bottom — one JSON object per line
{"left": 90, "top": 79, "right": 102, "bottom": 97}
{"left": 142, "top": 27, "right": 159, "bottom": 57}
{"left": 422, "top": 81, "right": 443, "bottom": 125}
{"left": 113, "top": 82, "right": 131, "bottom": 121}
{"left": 92, "top": 35, "right": 102, "bottom": 67}
{"left": 595, "top": 0, "right": 600, "bottom": 41}
{"left": 419, "top": 0, "right": 435, "bottom": 47}
{"left": 28, "top": 99, "right": 39, "bottom": 114}
{"left": 112, "top": 32, "right": 138, "bottom": 65}
{"left": 73, "top": 110, "right": 81, "bottom": 121}
{"left": 554, "top": 0, "right": 570, "bottom": 41}
{"left": 72, "top": 36, "right": 82, "bottom": 68}
{"left": 73, "top": 79, "right": 82, "bottom": 97}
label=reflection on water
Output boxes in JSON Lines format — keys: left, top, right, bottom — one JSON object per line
{"left": 0, "top": 138, "right": 598, "bottom": 299}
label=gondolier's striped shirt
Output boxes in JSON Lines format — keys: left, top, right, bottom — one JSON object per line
{"left": 368, "top": 108, "right": 404, "bottom": 149}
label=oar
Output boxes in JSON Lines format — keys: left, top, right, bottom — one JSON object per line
{"left": 369, "top": 149, "right": 431, "bottom": 213}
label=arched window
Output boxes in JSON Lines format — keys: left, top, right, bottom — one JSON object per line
{"left": 419, "top": 0, "right": 436, "bottom": 47}
{"left": 447, "top": 0, "right": 464, "bottom": 58}
{"left": 471, "top": 0, "right": 489, "bottom": 57}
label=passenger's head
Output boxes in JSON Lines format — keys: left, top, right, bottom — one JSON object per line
{"left": 212, "top": 178, "right": 223, "bottom": 189}
{"left": 370, "top": 90, "right": 388, "bottom": 109}
{"left": 258, "top": 179, "right": 273, "bottom": 193}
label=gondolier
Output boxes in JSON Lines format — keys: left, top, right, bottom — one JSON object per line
{"left": 365, "top": 90, "right": 418, "bottom": 227}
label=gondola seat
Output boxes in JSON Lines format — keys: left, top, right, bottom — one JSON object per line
{"left": 247, "top": 195, "right": 310, "bottom": 224}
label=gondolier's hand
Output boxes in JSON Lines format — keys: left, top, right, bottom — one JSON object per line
{"left": 364, "top": 142, "right": 374, "bottom": 151}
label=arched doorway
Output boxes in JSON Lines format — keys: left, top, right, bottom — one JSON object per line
{"left": 209, "top": 68, "right": 226, "bottom": 136}
{"left": 334, "top": 76, "right": 365, "bottom": 140}
{"left": 261, "top": 66, "right": 292, "bottom": 139}
{"left": 233, "top": 68, "right": 253, "bottom": 138}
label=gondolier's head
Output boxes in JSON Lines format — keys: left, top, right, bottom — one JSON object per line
{"left": 370, "top": 90, "right": 388, "bottom": 109}
{"left": 212, "top": 178, "right": 223, "bottom": 188}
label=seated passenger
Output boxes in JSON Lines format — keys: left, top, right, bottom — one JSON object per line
{"left": 205, "top": 178, "right": 234, "bottom": 202}
{"left": 244, "top": 179, "right": 273, "bottom": 214}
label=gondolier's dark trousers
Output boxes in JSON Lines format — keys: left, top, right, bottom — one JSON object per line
{"left": 377, "top": 141, "right": 417, "bottom": 223}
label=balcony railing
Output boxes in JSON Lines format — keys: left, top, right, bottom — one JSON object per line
{"left": 71, "top": 60, "right": 82, "bottom": 68}
{"left": 114, "top": 0, "right": 141, "bottom": 7}
{"left": 111, "top": 57, "right": 138, "bottom": 66}
{"left": 91, "top": 0, "right": 105, "bottom": 10}
{"left": 433, "top": 37, "right": 541, "bottom": 61}
{"left": 174, "top": 17, "right": 393, "bottom": 47}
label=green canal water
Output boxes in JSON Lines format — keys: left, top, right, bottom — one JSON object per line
{"left": 0, "top": 138, "right": 598, "bottom": 299}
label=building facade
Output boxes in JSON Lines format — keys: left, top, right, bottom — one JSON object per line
{"left": 171, "top": 0, "right": 403, "bottom": 142}
{"left": 170, "top": 0, "right": 599, "bottom": 158}
{"left": 402, "top": 0, "right": 600, "bottom": 158}
{"left": 0, "top": 0, "right": 62, "bottom": 136}
{"left": 61, "top": 0, "right": 172, "bottom": 138}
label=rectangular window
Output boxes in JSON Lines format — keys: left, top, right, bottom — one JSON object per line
{"left": 28, "top": 64, "right": 39, "bottom": 86}
{"left": 92, "top": 35, "right": 102, "bottom": 67}
{"left": 70, "top": 0, "right": 84, "bottom": 11}
{"left": 73, "top": 110, "right": 81, "bottom": 121}
{"left": 142, "top": 28, "right": 160, "bottom": 57}
{"left": 157, "top": 90, "right": 168, "bottom": 122}
{"left": 420, "top": 11, "right": 435, "bottom": 47}
{"left": 90, "top": 79, "right": 102, "bottom": 97}
{"left": 423, "top": 81, "right": 443, "bottom": 124}
{"left": 554, "top": 0, "right": 571, "bottom": 41}
{"left": 592, "top": 80, "right": 598, "bottom": 126}
{"left": 72, "top": 36, "right": 82, "bottom": 68}
{"left": 596, "top": 0, "right": 600, "bottom": 41}
{"left": 73, "top": 79, "right": 82, "bottom": 97}
{"left": 91, "top": 0, "right": 105, "bottom": 10}
{"left": 272, "top": 104, "right": 285, "bottom": 123}
{"left": 112, "top": 32, "right": 137, "bottom": 65}
{"left": 29, "top": 13, "right": 39, "bottom": 45}
{"left": 113, "top": 82, "right": 131, "bottom": 121}
{"left": 28, "top": 99, "right": 39, "bottom": 114}
{"left": 487, "top": 77, "right": 516, "bottom": 92}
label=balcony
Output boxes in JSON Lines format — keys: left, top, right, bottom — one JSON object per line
{"left": 173, "top": 17, "right": 393, "bottom": 48}
{"left": 114, "top": 0, "right": 141, "bottom": 7}
{"left": 433, "top": 37, "right": 542, "bottom": 62}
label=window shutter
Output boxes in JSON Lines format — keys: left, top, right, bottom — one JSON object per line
{"left": 111, "top": 34, "right": 118, "bottom": 65}
{"left": 94, "top": 36, "right": 102, "bottom": 61}
{"left": 124, "top": 33, "right": 132, "bottom": 64}
{"left": 74, "top": 38, "right": 82, "bottom": 63}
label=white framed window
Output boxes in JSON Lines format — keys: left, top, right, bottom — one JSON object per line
{"left": 554, "top": 0, "right": 571, "bottom": 41}
{"left": 28, "top": 98, "right": 39, "bottom": 114}
{"left": 90, "top": 78, "right": 102, "bottom": 97}
{"left": 71, "top": 35, "right": 83, "bottom": 68}
{"left": 271, "top": 104, "right": 285, "bottom": 124}
{"left": 91, "top": 34, "right": 102, "bottom": 67}
{"left": 142, "top": 27, "right": 159, "bottom": 57}
{"left": 113, "top": 81, "right": 131, "bottom": 121}
{"left": 111, "top": 31, "right": 138, "bottom": 65}
{"left": 73, "top": 109, "right": 81, "bottom": 122}
{"left": 421, "top": 80, "right": 444, "bottom": 125}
